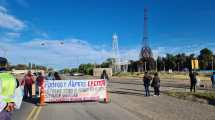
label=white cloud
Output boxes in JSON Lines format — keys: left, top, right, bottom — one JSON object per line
{"left": 0, "top": 38, "right": 141, "bottom": 69}
{"left": 0, "top": 39, "right": 114, "bottom": 69}
{"left": 0, "top": 6, "right": 25, "bottom": 30}
{"left": 5, "top": 32, "right": 21, "bottom": 38}
{"left": 0, "top": 6, "right": 7, "bottom": 12}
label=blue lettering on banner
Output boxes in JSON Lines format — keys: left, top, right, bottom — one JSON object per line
{"left": 45, "top": 80, "right": 87, "bottom": 89}
{"left": 68, "top": 80, "right": 87, "bottom": 88}
{"left": 46, "top": 81, "right": 67, "bottom": 89}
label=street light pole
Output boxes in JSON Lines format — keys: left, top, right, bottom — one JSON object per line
{"left": 212, "top": 56, "right": 214, "bottom": 72}
{"left": 156, "top": 59, "right": 158, "bottom": 72}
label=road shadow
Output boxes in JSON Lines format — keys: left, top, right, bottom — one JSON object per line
{"left": 110, "top": 81, "right": 142, "bottom": 86}
{"left": 119, "top": 88, "right": 145, "bottom": 92}
{"left": 109, "top": 90, "right": 145, "bottom": 96}
{"left": 208, "top": 99, "right": 215, "bottom": 106}
{"left": 23, "top": 97, "right": 39, "bottom": 105}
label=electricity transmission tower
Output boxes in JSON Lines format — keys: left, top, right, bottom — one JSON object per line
{"left": 139, "top": 8, "right": 154, "bottom": 71}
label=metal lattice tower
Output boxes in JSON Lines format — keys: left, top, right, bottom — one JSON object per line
{"left": 140, "top": 8, "right": 153, "bottom": 60}
{"left": 112, "top": 33, "right": 121, "bottom": 72}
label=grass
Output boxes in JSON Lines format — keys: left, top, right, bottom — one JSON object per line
{"left": 166, "top": 91, "right": 215, "bottom": 101}
{"left": 113, "top": 72, "right": 211, "bottom": 81}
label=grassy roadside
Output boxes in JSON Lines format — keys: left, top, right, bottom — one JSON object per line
{"left": 165, "top": 91, "right": 215, "bottom": 105}
{"left": 113, "top": 72, "right": 211, "bottom": 81}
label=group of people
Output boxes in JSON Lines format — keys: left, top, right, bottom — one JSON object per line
{"left": 143, "top": 72, "right": 160, "bottom": 96}
{"left": 189, "top": 71, "right": 215, "bottom": 93}
{"left": 21, "top": 71, "right": 62, "bottom": 100}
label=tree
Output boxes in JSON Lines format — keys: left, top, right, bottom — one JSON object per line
{"left": 165, "top": 54, "right": 176, "bottom": 70}
{"left": 198, "top": 48, "right": 213, "bottom": 69}
{"left": 59, "top": 68, "right": 71, "bottom": 74}
{"left": 100, "top": 58, "right": 113, "bottom": 68}
{"left": 79, "top": 63, "right": 94, "bottom": 75}
{"left": 14, "top": 64, "right": 28, "bottom": 70}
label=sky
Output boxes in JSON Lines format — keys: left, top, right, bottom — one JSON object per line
{"left": 0, "top": 0, "right": 215, "bottom": 69}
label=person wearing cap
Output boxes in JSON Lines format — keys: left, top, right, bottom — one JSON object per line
{"left": 0, "top": 57, "right": 18, "bottom": 120}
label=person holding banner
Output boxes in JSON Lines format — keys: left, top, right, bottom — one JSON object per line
{"left": 36, "top": 72, "right": 45, "bottom": 99}
{"left": 54, "top": 72, "right": 61, "bottom": 80}
{"left": 0, "top": 57, "right": 18, "bottom": 120}
{"left": 46, "top": 72, "right": 54, "bottom": 80}
{"left": 22, "top": 71, "right": 34, "bottom": 99}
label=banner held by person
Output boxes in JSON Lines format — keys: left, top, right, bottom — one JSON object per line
{"left": 45, "top": 79, "right": 106, "bottom": 102}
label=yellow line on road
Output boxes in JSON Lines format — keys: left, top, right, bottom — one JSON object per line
{"left": 32, "top": 106, "right": 42, "bottom": 120}
{"left": 26, "top": 106, "right": 37, "bottom": 120}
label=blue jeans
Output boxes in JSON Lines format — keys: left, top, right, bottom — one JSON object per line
{"left": 144, "top": 85, "right": 150, "bottom": 96}
{"left": 0, "top": 110, "right": 12, "bottom": 120}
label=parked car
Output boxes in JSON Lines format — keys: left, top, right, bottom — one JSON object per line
{"left": 71, "top": 73, "right": 84, "bottom": 76}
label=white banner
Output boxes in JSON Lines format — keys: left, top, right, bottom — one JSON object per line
{"left": 44, "top": 79, "right": 106, "bottom": 102}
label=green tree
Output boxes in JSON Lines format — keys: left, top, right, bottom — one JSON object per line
{"left": 79, "top": 63, "right": 94, "bottom": 75}
{"left": 101, "top": 58, "right": 113, "bottom": 68}
{"left": 198, "top": 48, "right": 213, "bottom": 70}
{"left": 15, "top": 64, "right": 28, "bottom": 70}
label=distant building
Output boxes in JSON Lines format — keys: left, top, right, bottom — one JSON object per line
{"left": 11, "top": 69, "right": 45, "bottom": 75}
{"left": 93, "top": 68, "right": 112, "bottom": 77}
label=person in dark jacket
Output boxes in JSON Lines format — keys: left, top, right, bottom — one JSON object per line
{"left": 35, "top": 72, "right": 45, "bottom": 104}
{"left": 54, "top": 72, "right": 61, "bottom": 80}
{"left": 211, "top": 72, "right": 215, "bottom": 88}
{"left": 143, "top": 72, "right": 152, "bottom": 96}
{"left": 100, "top": 70, "right": 109, "bottom": 81}
{"left": 189, "top": 71, "right": 197, "bottom": 92}
{"left": 151, "top": 72, "right": 160, "bottom": 96}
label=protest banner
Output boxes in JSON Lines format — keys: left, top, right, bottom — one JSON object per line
{"left": 44, "top": 79, "right": 106, "bottom": 102}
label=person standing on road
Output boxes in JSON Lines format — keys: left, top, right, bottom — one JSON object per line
{"left": 35, "top": 72, "right": 45, "bottom": 104}
{"left": 101, "top": 70, "right": 109, "bottom": 86}
{"left": 36, "top": 72, "right": 45, "bottom": 96}
{"left": 53, "top": 72, "right": 61, "bottom": 80}
{"left": 143, "top": 72, "right": 152, "bottom": 96}
{"left": 0, "top": 57, "right": 18, "bottom": 120}
{"left": 151, "top": 72, "right": 160, "bottom": 96}
{"left": 101, "top": 70, "right": 109, "bottom": 81}
{"left": 22, "top": 71, "right": 34, "bottom": 99}
{"left": 211, "top": 72, "right": 215, "bottom": 88}
{"left": 46, "top": 72, "right": 54, "bottom": 80}
{"left": 189, "top": 71, "right": 197, "bottom": 92}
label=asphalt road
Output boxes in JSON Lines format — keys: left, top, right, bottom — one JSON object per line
{"left": 11, "top": 75, "right": 215, "bottom": 120}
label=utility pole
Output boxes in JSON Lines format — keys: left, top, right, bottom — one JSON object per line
{"left": 156, "top": 59, "right": 158, "bottom": 72}
{"left": 212, "top": 56, "right": 214, "bottom": 72}
{"left": 177, "top": 63, "right": 180, "bottom": 72}
{"left": 144, "top": 62, "right": 147, "bottom": 72}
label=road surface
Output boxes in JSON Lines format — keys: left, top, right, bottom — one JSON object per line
{"left": 12, "top": 76, "right": 215, "bottom": 120}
